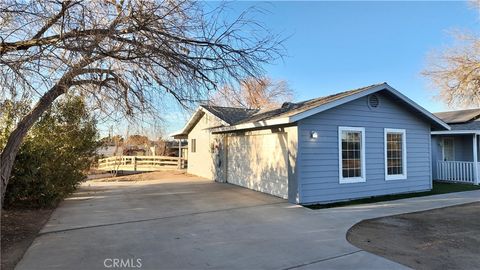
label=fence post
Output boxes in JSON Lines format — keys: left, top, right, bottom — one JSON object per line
{"left": 133, "top": 156, "right": 137, "bottom": 171}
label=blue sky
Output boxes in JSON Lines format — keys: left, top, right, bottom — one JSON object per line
{"left": 143, "top": 1, "right": 480, "bottom": 138}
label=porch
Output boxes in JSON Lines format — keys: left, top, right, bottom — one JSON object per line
{"left": 432, "top": 132, "right": 480, "bottom": 185}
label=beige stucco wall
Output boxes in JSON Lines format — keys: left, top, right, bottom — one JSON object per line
{"left": 187, "top": 112, "right": 223, "bottom": 179}
{"left": 222, "top": 126, "right": 298, "bottom": 201}
{"left": 186, "top": 113, "right": 299, "bottom": 202}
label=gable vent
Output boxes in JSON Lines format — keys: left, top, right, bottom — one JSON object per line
{"left": 368, "top": 94, "right": 380, "bottom": 108}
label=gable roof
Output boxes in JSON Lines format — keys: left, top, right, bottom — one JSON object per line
{"left": 200, "top": 105, "right": 259, "bottom": 125}
{"left": 211, "top": 82, "right": 450, "bottom": 132}
{"left": 171, "top": 82, "right": 450, "bottom": 138}
{"left": 233, "top": 83, "right": 382, "bottom": 125}
{"left": 169, "top": 105, "right": 258, "bottom": 138}
{"left": 434, "top": 109, "right": 480, "bottom": 124}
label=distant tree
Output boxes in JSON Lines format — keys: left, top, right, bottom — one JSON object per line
{"left": 0, "top": 0, "right": 283, "bottom": 204}
{"left": 422, "top": 1, "right": 480, "bottom": 107}
{"left": 126, "top": 135, "right": 150, "bottom": 146}
{"left": 211, "top": 77, "right": 294, "bottom": 109}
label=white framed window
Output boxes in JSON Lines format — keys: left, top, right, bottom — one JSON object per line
{"left": 384, "top": 128, "right": 407, "bottom": 180}
{"left": 442, "top": 137, "right": 454, "bottom": 161}
{"left": 338, "top": 126, "right": 366, "bottom": 183}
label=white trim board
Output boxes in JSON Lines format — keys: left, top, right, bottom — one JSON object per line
{"left": 431, "top": 130, "right": 480, "bottom": 135}
{"left": 170, "top": 106, "right": 230, "bottom": 137}
{"left": 338, "top": 126, "right": 366, "bottom": 184}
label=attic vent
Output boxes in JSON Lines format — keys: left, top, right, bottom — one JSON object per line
{"left": 368, "top": 94, "right": 380, "bottom": 108}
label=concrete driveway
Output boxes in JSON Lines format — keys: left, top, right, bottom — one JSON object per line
{"left": 17, "top": 175, "right": 480, "bottom": 270}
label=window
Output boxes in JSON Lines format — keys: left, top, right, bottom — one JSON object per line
{"left": 191, "top": 138, "right": 196, "bottom": 153}
{"left": 384, "top": 128, "right": 407, "bottom": 180}
{"left": 338, "top": 127, "right": 366, "bottom": 183}
{"left": 442, "top": 137, "right": 454, "bottom": 161}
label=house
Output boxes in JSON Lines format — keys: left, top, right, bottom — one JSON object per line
{"left": 432, "top": 109, "right": 480, "bottom": 185}
{"left": 172, "top": 83, "right": 449, "bottom": 204}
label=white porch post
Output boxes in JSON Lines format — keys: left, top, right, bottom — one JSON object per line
{"left": 178, "top": 139, "right": 182, "bottom": 169}
{"left": 473, "top": 134, "right": 479, "bottom": 185}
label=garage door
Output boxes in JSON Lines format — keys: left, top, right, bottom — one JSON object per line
{"left": 227, "top": 133, "right": 288, "bottom": 199}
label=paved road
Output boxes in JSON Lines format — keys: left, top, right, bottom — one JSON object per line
{"left": 17, "top": 177, "right": 480, "bottom": 270}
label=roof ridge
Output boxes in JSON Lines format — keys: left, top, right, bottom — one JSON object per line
{"left": 200, "top": 104, "right": 257, "bottom": 111}
{"left": 293, "top": 82, "right": 387, "bottom": 105}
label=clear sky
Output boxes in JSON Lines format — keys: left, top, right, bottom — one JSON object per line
{"left": 141, "top": 1, "right": 480, "bottom": 138}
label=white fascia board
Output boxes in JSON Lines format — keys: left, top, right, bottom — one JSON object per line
{"left": 431, "top": 130, "right": 480, "bottom": 135}
{"left": 169, "top": 130, "right": 185, "bottom": 137}
{"left": 173, "top": 107, "right": 204, "bottom": 137}
{"left": 383, "top": 86, "right": 451, "bottom": 131}
{"left": 171, "top": 106, "right": 231, "bottom": 137}
{"left": 211, "top": 117, "right": 290, "bottom": 133}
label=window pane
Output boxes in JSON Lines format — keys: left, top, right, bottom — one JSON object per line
{"left": 341, "top": 130, "right": 362, "bottom": 178}
{"left": 386, "top": 132, "right": 403, "bottom": 175}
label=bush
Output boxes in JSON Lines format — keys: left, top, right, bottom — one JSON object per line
{"left": 3, "top": 97, "right": 99, "bottom": 208}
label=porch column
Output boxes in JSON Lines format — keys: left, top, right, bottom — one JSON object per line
{"left": 473, "top": 134, "right": 479, "bottom": 185}
{"left": 178, "top": 139, "right": 182, "bottom": 169}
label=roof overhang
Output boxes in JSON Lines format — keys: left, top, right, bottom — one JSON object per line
{"left": 211, "top": 83, "right": 450, "bottom": 133}
{"left": 431, "top": 130, "right": 480, "bottom": 135}
{"left": 169, "top": 106, "right": 230, "bottom": 138}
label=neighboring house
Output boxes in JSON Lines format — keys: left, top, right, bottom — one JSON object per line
{"left": 432, "top": 109, "right": 480, "bottom": 185}
{"left": 97, "top": 145, "right": 124, "bottom": 157}
{"left": 172, "top": 83, "right": 449, "bottom": 204}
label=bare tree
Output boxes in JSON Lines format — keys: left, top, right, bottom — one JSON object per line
{"left": 0, "top": 0, "right": 283, "bottom": 204}
{"left": 211, "top": 77, "right": 294, "bottom": 109}
{"left": 423, "top": 1, "right": 480, "bottom": 107}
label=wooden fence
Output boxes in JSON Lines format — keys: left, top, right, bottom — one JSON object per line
{"left": 97, "top": 156, "right": 187, "bottom": 172}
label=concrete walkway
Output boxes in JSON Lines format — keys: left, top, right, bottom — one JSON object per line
{"left": 16, "top": 177, "right": 480, "bottom": 270}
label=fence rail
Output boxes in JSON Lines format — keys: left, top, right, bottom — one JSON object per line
{"left": 436, "top": 161, "right": 477, "bottom": 184}
{"left": 97, "top": 156, "right": 187, "bottom": 172}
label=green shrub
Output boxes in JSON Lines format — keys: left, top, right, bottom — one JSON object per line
{"left": 3, "top": 97, "right": 99, "bottom": 208}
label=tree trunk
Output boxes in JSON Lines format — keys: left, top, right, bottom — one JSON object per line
{"left": 0, "top": 85, "right": 65, "bottom": 207}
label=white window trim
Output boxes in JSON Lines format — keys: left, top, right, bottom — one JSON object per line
{"left": 338, "top": 126, "right": 366, "bottom": 184}
{"left": 442, "top": 137, "right": 455, "bottom": 161}
{"left": 384, "top": 128, "right": 407, "bottom": 181}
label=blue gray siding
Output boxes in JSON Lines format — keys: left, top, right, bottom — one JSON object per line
{"left": 297, "top": 91, "right": 432, "bottom": 204}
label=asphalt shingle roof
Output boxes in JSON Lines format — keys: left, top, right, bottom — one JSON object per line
{"left": 202, "top": 83, "right": 386, "bottom": 126}
{"left": 434, "top": 109, "right": 480, "bottom": 124}
{"left": 200, "top": 105, "right": 259, "bottom": 125}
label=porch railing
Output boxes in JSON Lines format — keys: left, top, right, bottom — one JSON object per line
{"left": 436, "top": 161, "right": 477, "bottom": 184}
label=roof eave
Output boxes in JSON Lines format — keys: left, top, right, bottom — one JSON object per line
{"left": 211, "top": 117, "right": 290, "bottom": 133}
{"left": 212, "top": 83, "right": 450, "bottom": 133}
{"left": 288, "top": 83, "right": 450, "bottom": 131}
{"left": 431, "top": 130, "right": 480, "bottom": 135}
{"left": 170, "top": 106, "right": 231, "bottom": 138}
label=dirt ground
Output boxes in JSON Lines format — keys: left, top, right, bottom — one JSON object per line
{"left": 89, "top": 170, "right": 196, "bottom": 182}
{"left": 1, "top": 208, "right": 54, "bottom": 270}
{"left": 347, "top": 202, "right": 480, "bottom": 270}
